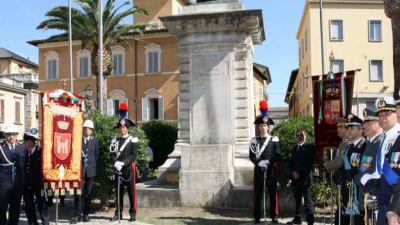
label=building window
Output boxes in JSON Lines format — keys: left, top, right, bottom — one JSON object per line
{"left": 370, "top": 60, "right": 383, "bottom": 81}
{"left": 177, "top": 5, "right": 183, "bottom": 15}
{"left": 142, "top": 88, "right": 164, "bottom": 121}
{"left": 305, "top": 29, "right": 308, "bottom": 52}
{"left": 45, "top": 51, "right": 59, "bottom": 80}
{"left": 366, "top": 101, "right": 375, "bottom": 110}
{"left": 111, "top": 46, "right": 125, "bottom": 75}
{"left": 77, "top": 49, "right": 91, "bottom": 78}
{"left": 301, "top": 39, "right": 304, "bottom": 59}
{"left": 15, "top": 101, "right": 21, "bottom": 124}
{"left": 332, "top": 60, "right": 344, "bottom": 73}
{"left": 145, "top": 43, "right": 161, "bottom": 74}
{"left": 107, "top": 90, "right": 128, "bottom": 116}
{"left": 305, "top": 66, "right": 309, "bottom": 89}
{"left": 0, "top": 99, "right": 4, "bottom": 122}
{"left": 258, "top": 84, "right": 263, "bottom": 101}
{"left": 330, "top": 20, "right": 343, "bottom": 41}
{"left": 369, "top": 20, "right": 382, "bottom": 41}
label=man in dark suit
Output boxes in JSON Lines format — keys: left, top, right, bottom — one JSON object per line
{"left": 386, "top": 180, "right": 400, "bottom": 225}
{"left": 110, "top": 119, "right": 138, "bottom": 222}
{"left": 23, "top": 128, "right": 49, "bottom": 225}
{"left": 249, "top": 115, "right": 280, "bottom": 224}
{"left": 71, "top": 120, "right": 100, "bottom": 223}
{"left": 288, "top": 129, "right": 315, "bottom": 225}
{"left": 0, "top": 124, "right": 25, "bottom": 225}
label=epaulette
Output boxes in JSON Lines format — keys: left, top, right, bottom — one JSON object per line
{"left": 131, "top": 137, "right": 139, "bottom": 143}
{"left": 272, "top": 136, "right": 279, "bottom": 142}
{"left": 250, "top": 137, "right": 257, "bottom": 144}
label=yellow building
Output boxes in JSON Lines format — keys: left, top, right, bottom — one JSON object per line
{"left": 29, "top": 0, "right": 269, "bottom": 123}
{"left": 0, "top": 48, "right": 39, "bottom": 138}
{"left": 286, "top": 0, "right": 393, "bottom": 117}
{"left": 0, "top": 47, "right": 38, "bottom": 75}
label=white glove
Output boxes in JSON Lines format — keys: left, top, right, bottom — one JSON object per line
{"left": 114, "top": 161, "right": 124, "bottom": 171}
{"left": 258, "top": 160, "right": 270, "bottom": 168}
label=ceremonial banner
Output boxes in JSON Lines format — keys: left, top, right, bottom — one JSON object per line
{"left": 41, "top": 89, "right": 86, "bottom": 195}
{"left": 312, "top": 71, "right": 355, "bottom": 162}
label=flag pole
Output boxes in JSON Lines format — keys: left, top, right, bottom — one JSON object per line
{"left": 68, "top": 0, "right": 74, "bottom": 93}
{"left": 319, "top": 0, "right": 325, "bottom": 76}
{"left": 99, "top": 0, "right": 104, "bottom": 114}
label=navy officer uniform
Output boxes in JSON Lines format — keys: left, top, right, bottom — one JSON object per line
{"left": 110, "top": 119, "right": 138, "bottom": 223}
{"left": 249, "top": 115, "right": 280, "bottom": 224}
{"left": 354, "top": 109, "right": 384, "bottom": 195}
{"left": 23, "top": 128, "right": 49, "bottom": 225}
{"left": 361, "top": 97, "right": 400, "bottom": 225}
{"left": 0, "top": 124, "right": 26, "bottom": 225}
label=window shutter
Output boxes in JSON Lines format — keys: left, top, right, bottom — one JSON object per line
{"left": 52, "top": 60, "right": 57, "bottom": 79}
{"left": 83, "top": 57, "right": 89, "bottom": 77}
{"left": 0, "top": 99, "right": 4, "bottom": 122}
{"left": 148, "top": 52, "right": 153, "bottom": 73}
{"left": 107, "top": 99, "right": 114, "bottom": 116}
{"left": 15, "top": 102, "right": 20, "bottom": 124}
{"left": 158, "top": 97, "right": 164, "bottom": 120}
{"left": 154, "top": 52, "right": 159, "bottom": 73}
{"left": 142, "top": 98, "right": 148, "bottom": 122}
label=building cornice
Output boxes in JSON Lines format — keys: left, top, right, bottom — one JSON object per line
{"left": 0, "top": 83, "right": 28, "bottom": 95}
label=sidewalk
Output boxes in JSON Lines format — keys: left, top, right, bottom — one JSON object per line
{"left": 17, "top": 198, "right": 333, "bottom": 225}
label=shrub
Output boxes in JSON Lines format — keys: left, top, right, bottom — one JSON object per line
{"left": 142, "top": 120, "right": 178, "bottom": 169}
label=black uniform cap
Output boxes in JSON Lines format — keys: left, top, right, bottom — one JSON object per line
{"left": 253, "top": 115, "right": 275, "bottom": 125}
{"left": 115, "top": 118, "right": 135, "bottom": 129}
{"left": 345, "top": 113, "right": 363, "bottom": 127}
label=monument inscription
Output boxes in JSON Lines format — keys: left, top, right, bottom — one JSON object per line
{"left": 190, "top": 52, "right": 233, "bottom": 145}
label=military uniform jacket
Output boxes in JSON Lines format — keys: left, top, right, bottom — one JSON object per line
{"left": 0, "top": 142, "right": 25, "bottom": 190}
{"left": 325, "top": 139, "right": 351, "bottom": 173}
{"left": 382, "top": 130, "right": 400, "bottom": 185}
{"left": 25, "top": 146, "right": 43, "bottom": 190}
{"left": 82, "top": 136, "right": 100, "bottom": 178}
{"left": 111, "top": 135, "right": 138, "bottom": 180}
{"left": 354, "top": 133, "right": 384, "bottom": 187}
{"left": 343, "top": 137, "right": 367, "bottom": 180}
{"left": 289, "top": 143, "right": 315, "bottom": 186}
{"left": 249, "top": 135, "right": 280, "bottom": 183}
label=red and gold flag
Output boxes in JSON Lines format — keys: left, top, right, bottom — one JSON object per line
{"left": 41, "top": 89, "right": 86, "bottom": 195}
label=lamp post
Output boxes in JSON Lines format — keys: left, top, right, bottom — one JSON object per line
{"left": 83, "top": 85, "right": 94, "bottom": 112}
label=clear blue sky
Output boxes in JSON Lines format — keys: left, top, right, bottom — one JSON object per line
{"left": 0, "top": 0, "right": 305, "bottom": 107}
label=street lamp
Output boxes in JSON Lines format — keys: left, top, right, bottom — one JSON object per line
{"left": 83, "top": 85, "right": 94, "bottom": 112}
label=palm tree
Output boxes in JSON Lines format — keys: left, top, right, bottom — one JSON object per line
{"left": 383, "top": 0, "right": 400, "bottom": 99}
{"left": 37, "top": 0, "right": 147, "bottom": 112}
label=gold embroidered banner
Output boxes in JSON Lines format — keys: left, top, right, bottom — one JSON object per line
{"left": 41, "top": 89, "right": 86, "bottom": 195}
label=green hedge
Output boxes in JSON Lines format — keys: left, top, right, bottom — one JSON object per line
{"left": 142, "top": 120, "right": 178, "bottom": 169}
{"left": 270, "top": 116, "right": 314, "bottom": 185}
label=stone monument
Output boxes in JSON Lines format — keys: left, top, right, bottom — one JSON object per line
{"left": 158, "top": 0, "right": 264, "bottom": 207}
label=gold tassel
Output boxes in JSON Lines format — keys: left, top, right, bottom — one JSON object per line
{"left": 364, "top": 193, "right": 368, "bottom": 225}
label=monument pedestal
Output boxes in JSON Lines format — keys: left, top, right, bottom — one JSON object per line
{"left": 158, "top": 1, "right": 264, "bottom": 207}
